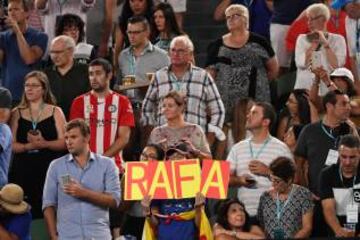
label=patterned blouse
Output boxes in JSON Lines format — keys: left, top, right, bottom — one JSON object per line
{"left": 148, "top": 123, "right": 211, "bottom": 155}
{"left": 206, "top": 33, "right": 275, "bottom": 123}
{"left": 257, "top": 184, "right": 314, "bottom": 239}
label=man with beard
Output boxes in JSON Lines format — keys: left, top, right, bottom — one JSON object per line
{"left": 226, "top": 102, "right": 292, "bottom": 220}
{"left": 42, "top": 119, "right": 121, "bottom": 240}
{"left": 320, "top": 134, "right": 360, "bottom": 237}
{"left": 69, "top": 58, "right": 134, "bottom": 238}
{"left": 295, "top": 89, "right": 358, "bottom": 236}
{"left": 70, "top": 58, "right": 135, "bottom": 173}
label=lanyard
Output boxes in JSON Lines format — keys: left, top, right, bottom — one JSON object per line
{"left": 57, "top": 0, "right": 68, "bottom": 15}
{"left": 330, "top": 11, "right": 339, "bottom": 30}
{"left": 29, "top": 103, "right": 45, "bottom": 130}
{"left": 339, "top": 167, "right": 357, "bottom": 204}
{"left": 339, "top": 167, "right": 357, "bottom": 188}
{"left": 168, "top": 70, "right": 192, "bottom": 92}
{"left": 276, "top": 186, "right": 294, "bottom": 221}
{"left": 321, "top": 121, "right": 336, "bottom": 140}
{"left": 243, "top": 0, "right": 254, "bottom": 7}
{"left": 249, "top": 137, "right": 271, "bottom": 159}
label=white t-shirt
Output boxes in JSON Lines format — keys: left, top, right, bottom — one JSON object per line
{"left": 294, "top": 32, "right": 347, "bottom": 96}
{"left": 227, "top": 136, "right": 293, "bottom": 216}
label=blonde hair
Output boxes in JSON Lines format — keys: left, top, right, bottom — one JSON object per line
{"left": 225, "top": 4, "right": 249, "bottom": 29}
{"left": 306, "top": 3, "right": 330, "bottom": 21}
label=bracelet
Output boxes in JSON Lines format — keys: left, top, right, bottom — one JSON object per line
{"left": 194, "top": 203, "right": 204, "bottom": 208}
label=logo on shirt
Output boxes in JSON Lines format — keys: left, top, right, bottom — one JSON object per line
{"left": 86, "top": 104, "right": 94, "bottom": 114}
{"left": 108, "top": 104, "right": 117, "bottom": 113}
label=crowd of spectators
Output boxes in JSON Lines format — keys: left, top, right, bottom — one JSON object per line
{"left": 1, "top": 0, "right": 360, "bottom": 239}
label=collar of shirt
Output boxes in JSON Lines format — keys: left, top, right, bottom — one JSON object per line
{"left": 65, "top": 152, "right": 96, "bottom": 168}
{"left": 127, "top": 41, "right": 154, "bottom": 57}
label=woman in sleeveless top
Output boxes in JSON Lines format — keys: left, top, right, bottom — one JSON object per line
{"left": 9, "top": 71, "right": 67, "bottom": 219}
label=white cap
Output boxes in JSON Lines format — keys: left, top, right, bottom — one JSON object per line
{"left": 330, "top": 68, "right": 354, "bottom": 83}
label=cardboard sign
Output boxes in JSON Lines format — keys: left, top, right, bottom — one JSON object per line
{"left": 200, "top": 159, "right": 230, "bottom": 199}
{"left": 124, "top": 159, "right": 229, "bottom": 200}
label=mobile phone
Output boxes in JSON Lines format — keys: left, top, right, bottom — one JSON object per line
{"left": 61, "top": 174, "right": 71, "bottom": 186}
{"left": 306, "top": 32, "right": 319, "bottom": 42}
{"left": 311, "top": 51, "right": 323, "bottom": 69}
{"left": 246, "top": 177, "right": 257, "bottom": 184}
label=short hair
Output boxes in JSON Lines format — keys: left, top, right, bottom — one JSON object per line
{"left": 269, "top": 156, "right": 296, "bottom": 182}
{"left": 89, "top": 58, "right": 113, "bottom": 75}
{"left": 339, "top": 134, "right": 360, "bottom": 149}
{"left": 322, "top": 89, "right": 346, "bottom": 111}
{"left": 65, "top": 119, "right": 90, "bottom": 137}
{"left": 170, "top": 35, "right": 194, "bottom": 52}
{"left": 254, "top": 102, "right": 276, "bottom": 128}
{"left": 225, "top": 4, "right": 249, "bottom": 29}
{"left": 127, "top": 15, "right": 150, "bottom": 31}
{"left": 163, "top": 91, "right": 187, "bottom": 107}
{"left": 216, "top": 198, "right": 251, "bottom": 232}
{"left": 51, "top": 35, "right": 76, "bottom": 50}
{"left": 8, "top": 0, "right": 29, "bottom": 12}
{"left": 55, "top": 13, "right": 85, "bottom": 43}
{"left": 306, "top": 3, "right": 330, "bottom": 21}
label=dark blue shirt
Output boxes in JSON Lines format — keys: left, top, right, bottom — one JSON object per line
{"left": 232, "top": 0, "right": 272, "bottom": 40}
{"left": 152, "top": 198, "right": 196, "bottom": 240}
{"left": 2, "top": 211, "right": 32, "bottom": 240}
{"left": 0, "top": 124, "right": 11, "bottom": 187}
{"left": 0, "top": 27, "right": 48, "bottom": 100}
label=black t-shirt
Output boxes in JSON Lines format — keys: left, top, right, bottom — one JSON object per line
{"left": 295, "top": 121, "right": 351, "bottom": 195}
{"left": 45, "top": 62, "right": 90, "bottom": 119}
{"left": 319, "top": 164, "right": 360, "bottom": 234}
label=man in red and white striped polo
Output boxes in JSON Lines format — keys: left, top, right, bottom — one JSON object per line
{"left": 69, "top": 58, "right": 135, "bottom": 172}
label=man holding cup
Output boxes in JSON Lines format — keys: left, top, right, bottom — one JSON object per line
{"left": 320, "top": 134, "right": 360, "bottom": 237}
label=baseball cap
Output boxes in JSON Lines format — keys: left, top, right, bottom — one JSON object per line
{"left": 330, "top": 68, "right": 354, "bottom": 82}
{"left": 0, "top": 87, "right": 12, "bottom": 109}
{"left": 331, "top": 0, "right": 352, "bottom": 9}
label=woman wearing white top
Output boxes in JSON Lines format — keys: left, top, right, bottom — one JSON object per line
{"left": 294, "top": 3, "right": 346, "bottom": 96}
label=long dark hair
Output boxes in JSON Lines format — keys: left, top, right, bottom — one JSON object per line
{"left": 118, "top": 0, "right": 154, "bottom": 35}
{"left": 151, "top": 2, "right": 183, "bottom": 39}
{"left": 292, "top": 89, "right": 311, "bottom": 124}
{"left": 216, "top": 198, "right": 251, "bottom": 232}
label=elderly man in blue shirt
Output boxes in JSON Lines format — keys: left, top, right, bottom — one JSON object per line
{"left": 42, "top": 119, "right": 121, "bottom": 240}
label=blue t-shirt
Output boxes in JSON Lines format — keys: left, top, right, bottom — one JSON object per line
{"left": 3, "top": 211, "right": 32, "bottom": 240}
{"left": 152, "top": 198, "right": 196, "bottom": 240}
{"left": 232, "top": 0, "right": 272, "bottom": 40}
{"left": 0, "top": 123, "right": 11, "bottom": 187}
{"left": 0, "top": 27, "right": 48, "bottom": 100}
{"left": 271, "top": 0, "right": 313, "bottom": 25}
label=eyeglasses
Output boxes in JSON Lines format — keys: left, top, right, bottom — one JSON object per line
{"left": 225, "top": 14, "right": 243, "bottom": 21}
{"left": 140, "top": 153, "right": 158, "bottom": 160}
{"left": 269, "top": 175, "right": 284, "bottom": 185}
{"left": 50, "top": 48, "right": 71, "bottom": 55}
{"left": 127, "top": 29, "right": 145, "bottom": 35}
{"left": 308, "top": 15, "right": 324, "bottom": 22}
{"left": 169, "top": 48, "right": 188, "bottom": 55}
{"left": 24, "top": 84, "right": 42, "bottom": 89}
